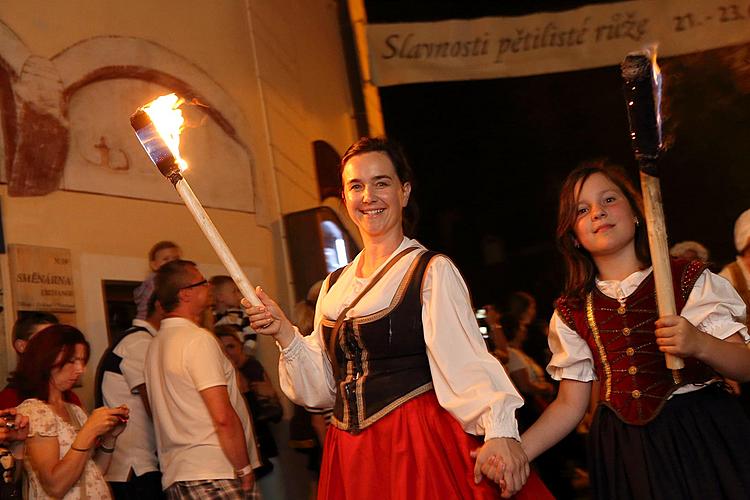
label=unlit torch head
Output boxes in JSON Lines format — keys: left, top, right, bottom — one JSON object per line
{"left": 622, "top": 53, "right": 662, "bottom": 163}
{"left": 130, "top": 110, "right": 182, "bottom": 180}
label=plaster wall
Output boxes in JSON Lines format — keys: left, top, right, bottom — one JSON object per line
{"left": 0, "top": 0, "right": 355, "bottom": 409}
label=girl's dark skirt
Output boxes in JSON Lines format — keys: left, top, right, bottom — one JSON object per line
{"left": 589, "top": 384, "right": 750, "bottom": 500}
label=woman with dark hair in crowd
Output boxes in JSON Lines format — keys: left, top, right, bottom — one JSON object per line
{"left": 522, "top": 161, "right": 750, "bottom": 499}
{"left": 246, "top": 136, "right": 551, "bottom": 499}
{"left": 500, "top": 292, "right": 553, "bottom": 431}
{"left": 0, "top": 312, "right": 86, "bottom": 410}
{"left": 15, "top": 325, "right": 129, "bottom": 499}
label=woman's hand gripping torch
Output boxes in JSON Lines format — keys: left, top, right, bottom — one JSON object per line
{"left": 621, "top": 51, "right": 683, "bottom": 372}
{"left": 130, "top": 94, "right": 262, "bottom": 307}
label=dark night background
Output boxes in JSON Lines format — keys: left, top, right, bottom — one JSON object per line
{"left": 363, "top": 0, "right": 750, "bottom": 318}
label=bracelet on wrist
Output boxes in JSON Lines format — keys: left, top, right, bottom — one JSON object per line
{"left": 70, "top": 445, "right": 90, "bottom": 453}
{"left": 98, "top": 444, "right": 115, "bottom": 453}
{"left": 235, "top": 464, "right": 253, "bottom": 478}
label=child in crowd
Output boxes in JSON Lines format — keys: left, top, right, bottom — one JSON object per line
{"left": 521, "top": 162, "right": 750, "bottom": 499}
{"left": 133, "top": 241, "right": 181, "bottom": 320}
{"left": 210, "top": 275, "right": 257, "bottom": 354}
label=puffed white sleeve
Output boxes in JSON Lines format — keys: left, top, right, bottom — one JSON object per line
{"left": 422, "top": 256, "right": 523, "bottom": 441}
{"left": 546, "top": 311, "right": 596, "bottom": 382}
{"left": 277, "top": 278, "right": 336, "bottom": 410}
{"left": 682, "top": 270, "right": 749, "bottom": 342}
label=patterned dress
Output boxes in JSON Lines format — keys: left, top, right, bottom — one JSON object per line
{"left": 17, "top": 399, "right": 112, "bottom": 499}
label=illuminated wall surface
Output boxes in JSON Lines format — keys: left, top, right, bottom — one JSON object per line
{"left": 0, "top": 0, "right": 357, "bottom": 409}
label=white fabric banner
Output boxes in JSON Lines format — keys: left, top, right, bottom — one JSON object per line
{"left": 366, "top": 0, "right": 750, "bottom": 86}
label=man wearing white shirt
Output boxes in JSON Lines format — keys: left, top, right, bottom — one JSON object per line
{"left": 98, "top": 293, "right": 165, "bottom": 499}
{"left": 145, "top": 260, "right": 260, "bottom": 499}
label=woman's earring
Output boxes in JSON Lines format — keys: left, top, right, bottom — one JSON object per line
{"left": 634, "top": 217, "right": 640, "bottom": 227}
{"left": 573, "top": 239, "right": 580, "bottom": 248}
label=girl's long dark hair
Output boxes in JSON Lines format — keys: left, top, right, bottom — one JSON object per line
{"left": 12, "top": 324, "right": 90, "bottom": 402}
{"left": 557, "top": 161, "right": 651, "bottom": 303}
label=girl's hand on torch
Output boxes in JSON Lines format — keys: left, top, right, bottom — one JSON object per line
{"left": 654, "top": 315, "right": 707, "bottom": 358}
{"left": 242, "top": 287, "right": 296, "bottom": 347}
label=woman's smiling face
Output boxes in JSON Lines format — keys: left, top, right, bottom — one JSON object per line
{"left": 341, "top": 151, "right": 411, "bottom": 242}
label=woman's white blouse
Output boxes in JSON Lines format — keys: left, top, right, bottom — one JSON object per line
{"left": 278, "top": 237, "right": 523, "bottom": 440}
{"left": 547, "top": 267, "right": 749, "bottom": 393}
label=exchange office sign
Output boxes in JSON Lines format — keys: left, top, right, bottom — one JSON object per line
{"left": 366, "top": 0, "right": 750, "bottom": 86}
{"left": 9, "top": 244, "right": 75, "bottom": 312}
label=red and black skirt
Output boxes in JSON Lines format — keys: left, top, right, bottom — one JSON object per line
{"left": 318, "top": 390, "right": 551, "bottom": 500}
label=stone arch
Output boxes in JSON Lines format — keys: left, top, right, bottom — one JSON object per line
{"left": 52, "top": 36, "right": 264, "bottom": 216}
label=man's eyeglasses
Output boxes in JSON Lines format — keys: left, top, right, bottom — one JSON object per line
{"left": 180, "top": 279, "right": 208, "bottom": 290}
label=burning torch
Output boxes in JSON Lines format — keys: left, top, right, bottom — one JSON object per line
{"left": 130, "top": 94, "right": 262, "bottom": 307}
{"left": 621, "top": 51, "right": 682, "bottom": 371}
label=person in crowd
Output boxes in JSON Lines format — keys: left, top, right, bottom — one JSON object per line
{"left": 245, "top": 136, "right": 551, "bottom": 499}
{"left": 483, "top": 303, "right": 510, "bottom": 364}
{"left": 669, "top": 240, "right": 710, "bottom": 262}
{"left": 720, "top": 208, "right": 750, "bottom": 307}
{"left": 133, "top": 241, "right": 181, "bottom": 320}
{"left": 96, "top": 293, "right": 165, "bottom": 499}
{"left": 287, "top": 281, "right": 329, "bottom": 481}
{"left": 719, "top": 208, "right": 750, "bottom": 413}
{"left": 501, "top": 292, "right": 585, "bottom": 498}
{"left": 0, "top": 313, "right": 84, "bottom": 410}
{"left": 145, "top": 260, "right": 260, "bottom": 498}
{"left": 501, "top": 292, "right": 554, "bottom": 431}
{"left": 0, "top": 407, "right": 30, "bottom": 499}
{"left": 521, "top": 161, "right": 750, "bottom": 499}
{"left": 15, "top": 325, "right": 129, "bottom": 499}
{"left": 215, "top": 325, "right": 282, "bottom": 497}
{"left": 211, "top": 275, "right": 257, "bottom": 354}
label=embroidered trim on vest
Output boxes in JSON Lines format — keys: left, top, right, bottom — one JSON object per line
{"left": 330, "top": 383, "right": 434, "bottom": 433}
{"left": 586, "top": 292, "right": 612, "bottom": 401}
{"left": 554, "top": 299, "right": 578, "bottom": 332}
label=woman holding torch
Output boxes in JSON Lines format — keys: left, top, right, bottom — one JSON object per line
{"left": 521, "top": 161, "right": 750, "bottom": 499}
{"left": 246, "top": 137, "right": 549, "bottom": 499}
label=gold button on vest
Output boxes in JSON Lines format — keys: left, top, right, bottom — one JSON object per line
{"left": 631, "top": 389, "right": 641, "bottom": 399}
{"left": 622, "top": 327, "right": 631, "bottom": 336}
{"left": 626, "top": 347, "right": 635, "bottom": 356}
{"left": 628, "top": 366, "right": 638, "bottom": 375}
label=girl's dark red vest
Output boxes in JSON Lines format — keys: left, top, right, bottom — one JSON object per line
{"left": 555, "top": 259, "right": 716, "bottom": 425}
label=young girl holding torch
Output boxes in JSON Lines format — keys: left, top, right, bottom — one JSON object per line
{"left": 245, "top": 137, "right": 552, "bottom": 499}
{"left": 521, "top": 162, "right": 750, "bottom": 499}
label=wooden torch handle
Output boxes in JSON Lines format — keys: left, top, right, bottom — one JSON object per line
{"left": 639, "top": 171, "right": 684, "bottom": 370}
{"left": 174, "top": 178, "right": 262, "bottom": 307}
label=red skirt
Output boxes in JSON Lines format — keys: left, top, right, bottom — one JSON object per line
{"left": 318, "top": 391, "right": 552, "bottom": 500}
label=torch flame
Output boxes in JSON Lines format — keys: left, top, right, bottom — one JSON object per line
{"left": 648, "top": 46, "right": 663, "bottom": 141}
{"left": 141, "top": 93, "right": 188, "bottom": 171}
